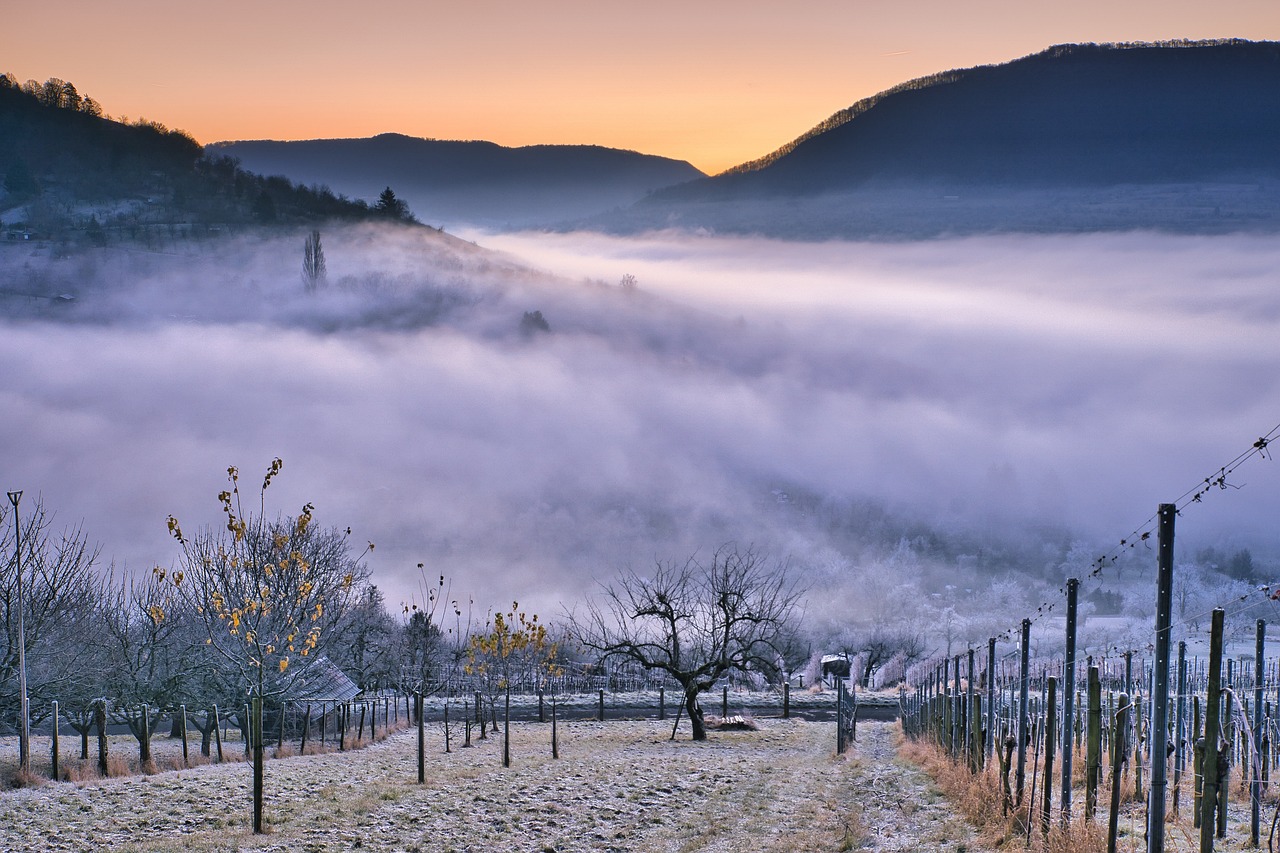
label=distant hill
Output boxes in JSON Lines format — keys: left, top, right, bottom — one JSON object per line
{"left": 593, "top": 40, "right": 1280, "bottom": 238}
{"left": 0, "top": 74, "right": 411, "bottom": 243}
{"left": 207, "top": 134, "right": 706, "bottom": 229}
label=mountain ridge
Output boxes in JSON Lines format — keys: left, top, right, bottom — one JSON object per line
{"left": 209, "top": 133, "right": 705, "bottom": 228}
{"left": 602, "top": 39, "right": 1280, "bottom": 238}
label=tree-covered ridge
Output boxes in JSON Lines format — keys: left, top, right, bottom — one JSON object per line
{"left": 0, "top": 74, "right": 415, "bottom": 237}
{"left": 719, "top": 39, "right": 1273, "bottom": 179}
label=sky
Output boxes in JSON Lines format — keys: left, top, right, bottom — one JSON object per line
{"left": 4, "top": 1, "right": 1279, "bottom": 173}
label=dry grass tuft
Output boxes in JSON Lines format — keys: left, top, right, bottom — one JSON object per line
{"left": 8, "top": 766, "right": 46, "bottom": 789}
{"left": 899, "top": 735, "right": 1112, "bottom": 853}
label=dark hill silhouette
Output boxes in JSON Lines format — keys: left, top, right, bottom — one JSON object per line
{"left": 605, "top": 41, "right": 1280, "bottom": 237}
{"left": 0, "top": 74, "right": 408, "bottom": 241}
{"left": 208, "top": 134, "right": 705, "bottom": 228}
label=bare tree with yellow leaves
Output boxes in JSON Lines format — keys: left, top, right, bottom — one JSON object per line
{"left": 466, "top": 602, "right": 558, "bottom": 766}
{"left": 163, "top": 458, "right": 371, "bottom": 833}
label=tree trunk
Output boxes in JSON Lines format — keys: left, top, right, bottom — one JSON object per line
{"left": 684, "top": 686, "right": 707, "bottom": 741}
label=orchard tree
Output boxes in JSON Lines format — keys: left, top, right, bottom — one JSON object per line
{"left": 575, "top": 545, "right": 803, "bottom": 741}
{"left": 466, "top": 601, "right": 558, "bottom": 765}
{"left": 164, "top": 459, "right": 371, "bottom": 833}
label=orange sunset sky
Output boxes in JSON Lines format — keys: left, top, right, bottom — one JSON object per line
{"left": 5, "top": 0, "right": 1279, "bottom": 174}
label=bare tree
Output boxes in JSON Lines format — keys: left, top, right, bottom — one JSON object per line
{"left": 574, "top": 546, "right": 803, "bottom": 741}
{"left": 302, "top": 229, "right": 325, "bottom": 293}
{"left": 0, "top": 500, "right": 102, "bottom": 734}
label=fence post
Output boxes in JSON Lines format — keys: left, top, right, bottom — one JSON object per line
{"left": 1253, "top": 620, "right": 1266, "bottom": 846}
{"left": 1086, "top": 666, "right": 1101, "bottom": 819}
{"left": 179, "top": 704, "right": 189, "bottom": 767}
{"left": 1108, "top": 693, "right": 1129, "bottom": 853}
{"left": 722, "top": 685, "right": 728, "bottom": 720}
{"left": 1149, "top": 502, "right": 1175, "bottom": 852}
{"left": 598, "top": 689, "right": 605, "bottom": 722}
{"left": 95, "top": 699, "right": 108, "bottom": 777}
{"left": 213, "top": 705, "right": 223, "bottom": 762}
{"left": 659, "top": 686, "right": 666, "bottom": 721}
{"left": 1061, "top": 578, "right": 1079, "bottom": 824}
{"left": 1017, "top": 618, "right": 1031, "bottom": 806}
{"left": 416, "top": 692, "right": 425, "bottom": 783}
{"left": 1218, "top": 689, "right": 1232, "bottom": 840}
{"left": 1041, "top": 676, "right": 1057, "bottom": 835}
{"left": 1200, "top": 608, "right": 1225, "bottom": 852}
{"left": 987, "top": 636, "right": 997, "bottom": 760}
{"left": 782, "top": 682, "right": 789, "bottom": 720}
{"left": 1174, "top": 641, "right": 1187, "bottom": 815}
{"left": 50, "top": 700, "right": 59, "bottom": 782}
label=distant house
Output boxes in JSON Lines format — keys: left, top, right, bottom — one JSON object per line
{"left": 821, "top": 653, "right": 851, "bottom": 684}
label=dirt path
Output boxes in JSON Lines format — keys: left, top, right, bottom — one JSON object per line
{"left": 842, "top": 721, "right": 992, "bottom": 852}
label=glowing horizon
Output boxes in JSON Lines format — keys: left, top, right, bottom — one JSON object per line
{"left": 5, "top": 1, "right": 1280, "bottom": 174}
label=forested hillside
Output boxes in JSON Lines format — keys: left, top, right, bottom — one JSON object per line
{"left": 0, "top": 75, "right": 414, "bottom": 242}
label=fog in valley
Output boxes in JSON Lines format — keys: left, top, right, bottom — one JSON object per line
{"left": 2, "top": 224, "right": 1279, "bottom": 660}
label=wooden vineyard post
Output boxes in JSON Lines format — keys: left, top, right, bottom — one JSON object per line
{"left": 987, "top": 637, "right": 997, "bottom": 761}
{"left": 722, "top": 685, "right": 728, "bottom": 720}
{"left": 1061, "top": 578, "right": 1079, "bottom": 824}
{"left": 967, "top": 647, "right": 977, "bottom": 771}
{"left": 781, "top": 683, "right": 788, "bottom": 720}
{"left": 50, "top": 700, "right": 59, "bottom": 782}
{"left": 1218, "top": 689, "right": 1232, "bottom": 840}
{"left": 1253, "top": 619, "right": 1266, "bottom": 847}
{"left": 1193, "top": 695, "right": 1203, "bottom": 829}
{"left": 1108, "top": 693, "right": 1129, "bottom": 853}
{"left": 339, "top": 704, "right": 347, "bottom": 751}
{"left": 1148, "top": 502, "right": 1175, "bottom": 852}
{"left": 1086, "top": 665, "right": 1101, "bottom": 820}
{"left": 1201, "top": 608, "right": 1224, "bottom": 852}
{"left": 1134, "top": 693, "right": 1144, "bottom": 802}
{"left": 464, "top": 698, "right": 472, "bottom": 748}
{"left": 1041, "top": 676, "right": 1057, "bottom": 836}
{"left": 552, "top": 685, "right": 559, "bottom": 759}
{"left": 476, "top": 692, "right": 485, "bottom": 740}
{"left": 1017, "top": 618, "right": 1030, "bottom": 807}
{"left": 660, "top": 686, "right": 666, "bottom": 720}
{"left": 538, "top": 689, "right": 544, "bottom": 723}
{"left": 243, "top": 704, "right": 251, "bottom": 757}
{"left": 999, "top": 726, "right": 1015, "bottom": 816}
{"left": 445, "top": 700, "right": 451, "bottom": 754}
{"left": 277, "top": 702, "right": 286, "bottom": 752}
{"left": 1174, "top": 641, "right": 1187, "bottom": 816}
{"left": 598, "top": 689, "right": 605, "bottom": 722}
{"left": 962, "top": 648, "right": 972, "bottom": 768}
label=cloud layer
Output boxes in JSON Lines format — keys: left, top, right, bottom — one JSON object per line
{"left": 2, "top": 225, "right": 1278, "bottom": 621}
